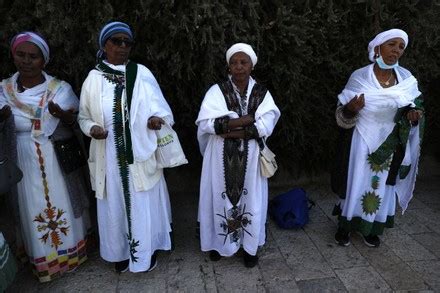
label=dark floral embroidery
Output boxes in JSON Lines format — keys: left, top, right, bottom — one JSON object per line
{"left": 215, "top": 80, "right": 267, "bottom": 244}
{"left": 217, "top": 205, "right": 253, "bottom": 244}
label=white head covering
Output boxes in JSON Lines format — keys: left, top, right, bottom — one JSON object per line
{"left": 368, "top": 29, "right": 409, "bottom": 62}
{"left": 226, "top": 43, "right": 258, "bottom": 66}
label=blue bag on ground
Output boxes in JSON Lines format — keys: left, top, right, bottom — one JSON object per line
{"left": 269, "top": 188, "right": 314, "bottom": 229}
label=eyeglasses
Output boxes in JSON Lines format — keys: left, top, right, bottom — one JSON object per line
{"left": 109, "top": 37, "right": 135, "bottom": 47}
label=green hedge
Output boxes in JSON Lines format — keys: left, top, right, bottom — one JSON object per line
{"left": 1, "top": 0, "right": 439, "bottom": 174}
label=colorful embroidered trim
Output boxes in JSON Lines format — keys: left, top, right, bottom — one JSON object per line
{"left": 30, "top": 239, "right": 87, "bottom": 283}
{"left": 338, "top": 215, "right": 394, "bottom": 236}
{"left": 3, "top": 77, "right": 62, "bottom": 137}
{"left": 33, "top": 143, "right": 70, "bottom": 250}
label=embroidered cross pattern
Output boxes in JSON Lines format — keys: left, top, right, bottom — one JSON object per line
{"left": 217, "top": 205, "right": 253, "bottom": 244}
{"left": 33, "top": 143, "right": 70, "bottom": 249}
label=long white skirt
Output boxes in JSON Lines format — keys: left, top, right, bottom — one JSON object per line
{"left": 98, "top": 122, "right": 172, "bottom": 273}
{"left": 339, "top": 129, "right": 396, "bottom": 235}
{"left": 15, "top": 117, "right": 89, "bottom": 282}
{"left": 198, "top": 136, "right": 267, "bottom": 257}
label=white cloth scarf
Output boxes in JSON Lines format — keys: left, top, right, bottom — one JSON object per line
{"left": 338, "top": 64, "right": 421, "bottom": 154}
{"left": 0, "top": 72, "right": 78, "bottom": 144}
{"left": 367, "top": 29, "right": 409, "bottom": 62}
{"left": 226, "top": 43, "right": 258, "bottom": 66}
{"left": 102, "top": 61, "right": 173, "bottom": 162}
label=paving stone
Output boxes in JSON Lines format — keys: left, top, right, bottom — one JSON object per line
{"left": 408, "top": 208, "right": 440, "bottom": 234}
{"left": 308, "top": 205, "right": 332, "bottom": 224}
{"left": 353, "top": 237, "right": 402, "bottom": 267}
{"left": 39, "top": 256, "right": 118, "bottom": 292}
{"left": 213, "top": 263, "right": 266, "bottom": 292}
{"left": 404, "top": 197, "right": 428, "bottom": 211}
{"left": 6, "top": 157, "right": 439, "bottom": 292}
{"left": 334, "top": 266, "right": 391, "bottom": 291}
{"left": 381, "top": 228, "right": 437, "bottom": 262}
{"left": 269, "top": 223, "right": 334, "bottom": 280}
{"left": 296, "top": 277, "right": 347, "bottom": 292}
{"left": 368, "top": 260, "right": 428, "bottom": 291}
{"left": 394, "top": 209, "right": 432, "bottom": 235}
{"left": 258, "top": 258, "right": 300, "bottom": 292}
{"left": 118, "top": 272, "right": 167, "bottom": 293}
{"left": 412, "top": 232, "right": 440, "bottom": 258}
{"left": 304, "top": 221, "right": 369, "bottom": 270}
{"left": 165, "top": 257, "right": 216, "bottom": 292}
{"left": 407, "top": 260, "right": 440, "bottom": 291}
{"left": 315, "top": 199, "right": 339, "bottom": 225}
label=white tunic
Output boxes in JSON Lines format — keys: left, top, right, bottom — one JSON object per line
{"left": 79, "top": 62, "right": 172, "bottom": 272}
{"left": 196, "top": 78, "right": 280, "bottom": 256}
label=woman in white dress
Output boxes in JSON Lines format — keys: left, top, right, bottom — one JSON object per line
{"left": 78, "top": 21, "right": 173, "bottom": 273}
{"left": 0, "top": 32, "right": 90, "bottom": 282}
{"left": 332, "top": 29, "right": 424, "bottom": 248}
{"left": 196, "top": 43, "right": 280, "bottom": 268}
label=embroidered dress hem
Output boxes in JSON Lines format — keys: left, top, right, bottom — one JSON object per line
{"left": 30, "top": 239, "right": 87, "bottom": 283}
{"left": 338, "top": 216, "right": 394, "bottom": 236}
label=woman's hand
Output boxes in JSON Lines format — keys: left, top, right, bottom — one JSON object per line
{"left": 0, "top": 105, "right": 12, "bottom": 122}
{"left": 90, "top": 125, "right": 108, "bottom": 139}
{"left": 147, "top": 116, "right": 165, "bottom": 130}
{"left": 220, "top": 130, "right": 246, "bottom": 139}
{"left": 228, "top": 114, "right": 255, "bottom": 131}
{"left": 239, "top": 114, "right": 255, "bottom": 127}
{"left": 48, "top": 101, "right": 75, "bottom": 124}
{"left": 407, "top": 109, "right": 423, "bottom": 122}
{"left": 345, "top": 94, "right": 365, "bottom": 114}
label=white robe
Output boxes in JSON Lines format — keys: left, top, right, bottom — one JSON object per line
{"left": 78, "top": 62, "right": 172, "bottom": 272}
{"left": 196, "top": 78, "right": 280, "bottom": 256}
{"left": 337, "top": 64, "right": 422, "bottom": 233}
{"left": 0, "top": 73, "right": 89, "bottom": 282}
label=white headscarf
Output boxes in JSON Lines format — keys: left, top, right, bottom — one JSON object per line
{"left": 367, "top": 29, "right": 409, "bottom": 62}
{"left": 226, "top": 43, "right": 258, "bottom": 66}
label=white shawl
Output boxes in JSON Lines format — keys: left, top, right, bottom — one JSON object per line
{"left": 78, "top": 62, "right": 173, "bottom": 198}
{"left": 338, "top": 64, "right": 421, "bottom": 153}
{"left": 0, "top": 72, "right": 78, "bottom": 144}
{"left": 196, "top": 77, "right": 280, "bottom": 155}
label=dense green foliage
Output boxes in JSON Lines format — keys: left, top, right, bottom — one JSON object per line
{"left": 1, "top": 0, "right": 439, "bottom": 175}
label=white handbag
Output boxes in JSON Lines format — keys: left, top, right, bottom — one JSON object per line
{"left": 259, "top": 143, "right": 278, "bottom": 178}
{"left": 155, "top": 122, "right": 188, "bottom": 168}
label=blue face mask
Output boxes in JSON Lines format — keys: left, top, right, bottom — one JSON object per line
{"left": 376, "top": 55, "right": 399, "bottom": 70}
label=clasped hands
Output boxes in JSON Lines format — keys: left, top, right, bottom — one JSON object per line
{"left": 89, "top": 116, "right": 164, "bottom": 140}
{"left": 219, "top": 114, "right": 255, "bottom": 139}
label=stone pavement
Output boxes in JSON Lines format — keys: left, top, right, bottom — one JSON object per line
{"left": 6, "top": 155, "right": 440, "bottom": 292}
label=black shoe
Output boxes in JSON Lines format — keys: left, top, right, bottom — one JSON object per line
{"left": 363, "top": 234, "right": 380, "bottom": 247}
{"left": 114, "top": 259, "right": 129, "bottom": 273}
{"left": 147, "top": 252, "right": 158, "bottom": 272}
{"left": 209, "top": 250, "right": 222, "bottom": 261}
{"left": 335, "top": 229, "right": 350, "bottom": 247}
{"left": 243, "top": 251, "right": 258, "bottom": 268}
